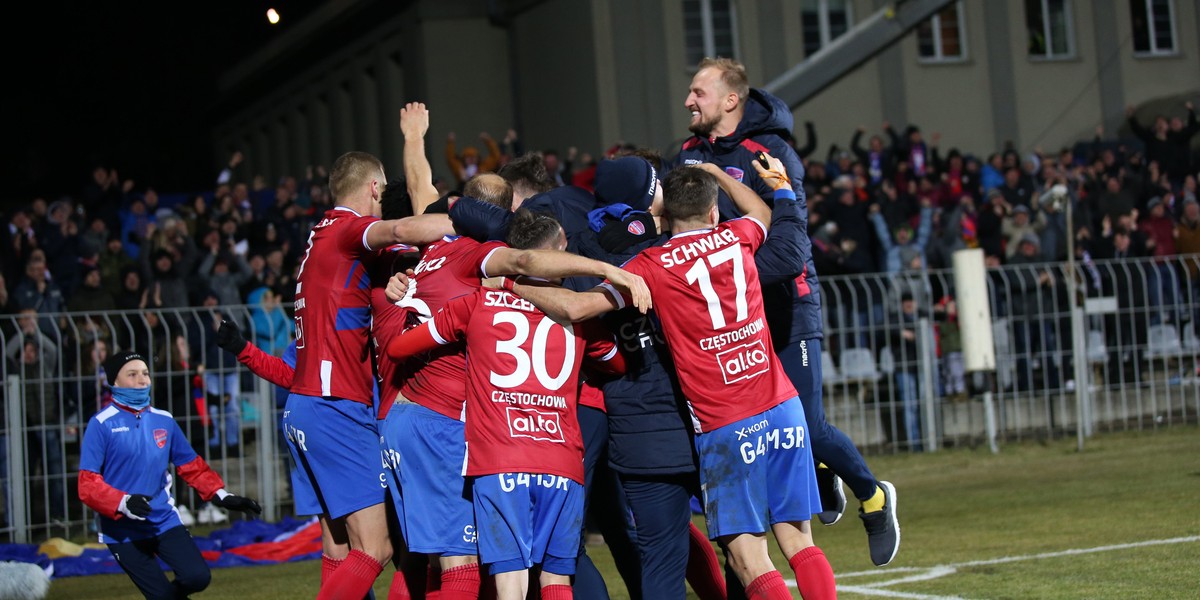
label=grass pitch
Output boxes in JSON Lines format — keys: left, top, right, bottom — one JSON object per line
{"left": 47, "top": 425, "right": 1200, "bottom": 599}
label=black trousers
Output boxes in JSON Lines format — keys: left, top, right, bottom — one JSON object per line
{"left": 108, "top": 525, "right": 211, "bottom": 600}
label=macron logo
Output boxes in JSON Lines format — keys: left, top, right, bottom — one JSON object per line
{"left": 112, "top": 426, "right": 129, "bottom": 433}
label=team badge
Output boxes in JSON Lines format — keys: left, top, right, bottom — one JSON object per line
{"left": 154, "top": 428, "right": 168, "bottom": 448}
{"left": 724, "top": 166, "right": 745, "bottom": 182}
{"left": 628, "top": 220, "right": 646, "bottom": 235}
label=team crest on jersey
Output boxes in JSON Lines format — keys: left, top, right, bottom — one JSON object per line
{"left": 628, "top": 220, "right": 646, "bottom": 235}
{"left": 153, "top": 428, "right": 168, "bottom": 448}
{"left": 724, "top": 166, "right": 745, "bottom": 182}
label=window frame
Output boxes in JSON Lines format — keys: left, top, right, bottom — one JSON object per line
{"left": 917, "top": 1, "right": 969, "bottom": 64}
{"left": 684, "top": 0, "right": 741, "bottom": 67}
{"left": 1026, "top": 0, "right": 1077, "bottom": 61}
{"left": 801, "top": 0, "right": 855, "bottom": 58}
{"left": 1130, "top": 0, "right": 1178, "bottom": 57}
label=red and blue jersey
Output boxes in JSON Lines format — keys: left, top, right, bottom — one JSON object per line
{"left": 79, "top": 405, "right": 216, "bottom": 543}
{"left": 604, "top": 218, "right": 797, "bottom": 433}
{"left": 368, "top": 243, "right": 420, "bottom": 419}
{"left": 394, "top": 235, "right": 505, "bottom": 420}
{"left": 291, "top": 207, "right": 381, "bottom": 405}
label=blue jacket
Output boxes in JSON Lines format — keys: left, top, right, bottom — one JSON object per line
{"left": 672, "top": 88, "right": 823, "bottom": 343}
{"left": 520, "top": 185, "right": 597, "bottom": 253}
{"left": 80, "top": 404, "right": 198, "bottom": 543}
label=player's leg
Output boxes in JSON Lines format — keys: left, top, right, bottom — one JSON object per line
{"left": 771, "top": 521, "right": 835, "bottom": 600}
{"left": 153, "top": 525, "right": 213, "bottom": 597}
{"left": 763, "top": 397, "right": 836, "bottom": 599}
{"left": 718, "top": 532, "right": 790, "bottom": 599}
{"left": 318, "top": 504, "right": 392, "bottom": 600}
{"left": 473, "top": 474, "right": 537, "bottom": 600}
{"left": 535, "top": 476, "right": 584, "bottom": 600}
{"left": 619, "top": 474, "right": 690, "bottom": 599}
{"left": 108, "top": 537, "right": 174, "bottom": 599}
{"left": 283, "top": 394, "right": 349, "bottom": 589}
{"left": 492, "top": 569, "right": 531, "bottom": 600}
{"left": 386, "top": 403, "right": 481, "bottom": 599}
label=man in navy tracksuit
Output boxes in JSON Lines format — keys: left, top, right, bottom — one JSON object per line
{"left": 673, "top": 57, "right": 901, "bottom": 569}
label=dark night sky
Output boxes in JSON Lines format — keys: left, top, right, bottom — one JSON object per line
{"left": 5, "top": 1, "right": 327, "bottom": 206}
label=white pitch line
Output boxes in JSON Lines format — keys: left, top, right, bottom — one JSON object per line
{"left": 782, "top": 536, "right": 1199, "bottom": 599}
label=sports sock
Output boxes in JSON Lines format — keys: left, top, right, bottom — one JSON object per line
{"left": 686, "top": 522, "right": 727, "bottom": 600}
{"left": 540, "top": 583, "right": 573, "bottom": 600}
{"left": 317, "top": 549, "right": 384, "bottom": 600}
{"left": 425, "top": 561, "right": 442, "bottom": 600}
{"left": 439, "top": 563, "right": 481, "bottom": 600}
{"left": 861, "top": 485, "right": 886, "bottom": 513}
{"left": 322, "top": 555, "right": 343, "bottom": 587}
{"left": 788, "top": 546, "right": 836, "bottom": 600}
{"left": 387, "top": 568, "right": 412, "bottom": 600}
{"left": 744, "top": 571, "right": 789, "bottom": 600}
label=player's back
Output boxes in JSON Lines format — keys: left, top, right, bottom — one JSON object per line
{"left": 368, "top": 244, "right": 419, "bottom": 418}
{"left": 432, "top": 289, "right": 613, "bottom": 483}
{"left": 397, "top": 235, "right": 505, "bottom": 420}
{"left": 291, "top": 207, "right": 380, "bottom": 404}
{"left": 621, "top": 218, "right": 795, "bottom": 432}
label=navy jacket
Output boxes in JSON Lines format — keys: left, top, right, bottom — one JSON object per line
{"left": 672, "top": 88, "right": 823, "bottom": 343}
{"left": 574, "top": 224, "right": 696, "bottom": 475}
{"left": 520, "top": 185, "right": 597, "bottom": 253}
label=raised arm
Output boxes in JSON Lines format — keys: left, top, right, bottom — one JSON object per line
{"left": 400, "top": 102, "right": 440, "bottom": 214}
{"left": 367, "top": 213, "right": 455, "bottom": 249}
{"left": 508, "top": 280, "right": 624, "bottom": 323}
{"left": 483, "top": 249, "right": 651, "bottom": 312}
{"left": 696, "top": 162, "right": 772, "bottom": 228}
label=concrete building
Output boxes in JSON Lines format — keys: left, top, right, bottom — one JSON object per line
{"left": 212, "top": 0, "right": 1200, "bottom": 184}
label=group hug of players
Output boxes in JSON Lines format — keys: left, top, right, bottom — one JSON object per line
{"left": 81, "top": 58, "right": 900, "bottom": 600}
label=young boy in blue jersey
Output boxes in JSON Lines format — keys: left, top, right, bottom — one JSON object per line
{"left": 78, "top": 350, "right": 261, "bottom": 599}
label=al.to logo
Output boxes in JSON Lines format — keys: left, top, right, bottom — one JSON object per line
{"left": 506, "top": 407, "right": 565, "bottom": 443}
{"left": 716, "top": 340, "right": 770, "bottom": 384}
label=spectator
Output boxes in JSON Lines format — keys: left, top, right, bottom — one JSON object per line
{"left": 68, "top": 265, "right": 116, "bottom": 345}
{"left": 1139, "top": 196, "right": 1180, "bottom": 324}
{"left": 1002, "top": 205, "right": 1047, "bottom": 260}
{"left": 13, "top": 253, "right": 65, "bottom": 338}
{"left": 933, "top": 296, "right": 966, "bottom": 400}
{"left": 145, "top": 249, "right": 190, "bottom": 310}
{"left": 1007, "top": 233, "right": 1060, "bottom": 391}
{"left": 980, "top": 153, "right": 1005, "bottom": 194}
{"left": 246, "top": 286, "right": 292, "bottom": 357}
{"left": 851, "top": 125, "right": 893, "bottom": 187}
{"left": 98, "top": 234, "right": 135, "bottom": 297}
{"left": 1096, "top": 174, "right": 1136, "bottom": 226}
{"left": 445, "top": 131, "right": 502, "bottom": 187}
{"left": 498, "top": 151, "right": 555, "bottom": 209}
{"left": 999, "top": 166, "right": 1035, "bottom": 208}
{"left": 197, "top": 231, "right": 252, "bottom": 309}
{"left": 870, "top": 199, "right": 933, "bottom": 274}
{"left": 887, "top": 293, "right": 924, "bottom": 451}
{"left": 7, "top": 333, "right": 66, "bottom": 521}
{"left": 113, "top": 264, "right": 147, "bottom": 312}
{"left": 887, "top": 124, "right": 934, "bottom": 178}
{"left": 187, "top": 292, "right": 242, "bottom": 457}
{"left": 1128, "top": 101, "right": 1198, "bottom": 186}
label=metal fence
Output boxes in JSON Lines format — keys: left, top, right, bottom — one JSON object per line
{"left": 819, "top": 252, "right": 1200, "bottom": 454}
{"left": 1, "top": 305, "right": 291, "bottom": 543}
{"left": 3, "top": 254, "right": 1200, "bottom": 541}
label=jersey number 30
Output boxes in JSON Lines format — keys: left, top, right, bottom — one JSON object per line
{"left": 490, "top": 312, "right": 576, "bottom": 391}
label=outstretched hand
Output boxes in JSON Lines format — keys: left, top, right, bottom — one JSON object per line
{"left": 213, "top": 491, "right": 262, "bottom": 515}
{"left": 400, "top": 102, "right": 430, "bottom": 140}
{"left": 752, "top": 152, "right": 792, "bottom": 191}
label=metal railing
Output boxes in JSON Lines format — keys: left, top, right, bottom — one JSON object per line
{"left": 819, "top": 253, "right": 1200, "bottom": 453}
{"left": 3, "top": 254, "right": 1200, "bottom": 540}
{"left": 1, "top": 306, "right": 290, "bottom": 543}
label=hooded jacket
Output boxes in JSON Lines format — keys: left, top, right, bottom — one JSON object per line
{"left": 672, "top": 88, "right": 823, "bottom": 343}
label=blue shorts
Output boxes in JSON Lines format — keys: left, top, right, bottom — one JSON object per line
{"left": 282, "top": 394, "right": 387, "bottom": 520}
{"left": 694, "top": 396, "right": 821, "bottom": 539}
{"left": 472, "top": 473, "right": 583, "bottom": 576}
{"left": 381, "top": 403, "right": 476, "bottom": 556}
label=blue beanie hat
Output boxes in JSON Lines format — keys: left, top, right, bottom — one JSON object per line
{"left": 593, "top": 157, "right": 657, "bottom": 212}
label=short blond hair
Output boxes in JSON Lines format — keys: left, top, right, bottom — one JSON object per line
{"left": 697, "top": 57, "right": 749, "bottom": 103}
{"left": 329, "top": 151, "right": 384, "bottom": 201}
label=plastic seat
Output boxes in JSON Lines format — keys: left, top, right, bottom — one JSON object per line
{"left": 841, "top": 347, "right": 881, "bottom": 382}
{"left": 1146, "top": 324, "right": 1184, "bottom": 360}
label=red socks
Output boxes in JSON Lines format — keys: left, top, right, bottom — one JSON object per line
{"left": 321, "top": 555, "right": 343, "bottom": 587}
{"left": 685, "top": 522, "right": 727, "bottom": 600}
{"left": 744, "top": 571, "right": 790, "bottom": 600}
{"left": 788, "top": 546, "right": 837, "bottom": 600}
{"left": 388, "top": 568, "right": 412, "bottom": 600}
{"left": 540, "top": 584, "right": 573, "bottom": 600}
{"left": 439, "top": 564, "right": 481, "bottom": 600}
{"left": 317, "top": 549, "right": 385, "bottom": 600}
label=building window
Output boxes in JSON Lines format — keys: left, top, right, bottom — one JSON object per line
{"left": 917, "top": 1, "right": 967, "bottom": 62}
{"left": 1130, "top": 0, "right": 1176, "bottom": 55}
{"left": 801, "top": 0, "right": 853, "bottom": 57}
{"left": 684, "top": 0, "right": 739, "bottom": 66}
{"left": 1025, "top": 0, "right": 1075, "bottom": 59}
